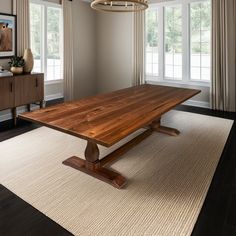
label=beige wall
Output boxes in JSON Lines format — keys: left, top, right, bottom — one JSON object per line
{"left": 96, "top": 12, "right": 133, "bottom": 94}
{"left": 0, "top": 0, "right": 11, "bottom": 12}
{"left": 73, "top": 0, "right": 96, "bottom": 99}
{"left": 95, "top": 11, "right": 210, "bottom": 107}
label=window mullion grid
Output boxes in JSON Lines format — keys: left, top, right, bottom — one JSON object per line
{"left": 200, "top": 3, "right": 202, "bottom": 81}
{"left": 145, "top": 0, "right": 210, "bottom": 86}
{"left": 182, "top": 2, "right": 189, "bottom": 83}
{"left": 60, "top": 9, "right": 63, "bottom": 80}
{"left": 40, "top": 4, "right": 44, "bottom": 74}
{"left": 172, "top": 7, "right": 175, "bottom": 80}
{"left": 31, "top": 0, "right": 63, "bottom": 82}
{"left": 152, "top": 38, "right": 154, "bottom": 76}
{"left": 44, "top": 5, "right": 48, "bottom": 80}
{"left": 158, "top": 7, "right": 164, "bottom": 82}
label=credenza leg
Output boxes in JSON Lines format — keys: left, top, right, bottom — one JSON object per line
{"left": 63, "top": 141, "right": 127, "bottom": 189}
{"left": 27, "top": 104, "right": 31, "bottom": 112}
{"left": 12, "top": 107, "right": 17, "bottom": 126}
{"left": 40, "top": 101, "right": 44, "bottom": 109}
{"left": 151, "top": 118, "right": 180, "bottom": 136}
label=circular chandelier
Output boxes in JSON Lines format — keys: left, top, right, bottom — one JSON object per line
{"left": 91, "top": 0, "right": 148, "bottom": 12}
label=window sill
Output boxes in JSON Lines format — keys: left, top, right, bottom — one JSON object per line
{"left": 45, "top": 79, "right": 63, "bottom": 85}
{"left": 145, "top": 76, "right": 211, "bottom": 88}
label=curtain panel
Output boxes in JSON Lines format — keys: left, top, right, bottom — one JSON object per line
{"left": 211, "top": 0, "right": 236, "bottom": 112}
{"left": 62, "top": 0, "right": 74, "bottom": 101}
{"left": 13, "top": 0, "right": 30, "bottom": 56}
{"left": 133, "top": 11, "right": 145, "bottom": 86}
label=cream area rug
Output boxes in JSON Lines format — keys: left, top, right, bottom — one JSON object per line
{"left": 0, "top": 111, "right": 233, "bottom": 236}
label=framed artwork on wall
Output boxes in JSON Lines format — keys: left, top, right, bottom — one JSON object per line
{"left": 0, "top": 13, "right": 17, "bottom": 58}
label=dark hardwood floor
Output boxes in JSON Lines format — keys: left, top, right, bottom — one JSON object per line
{"left": 0, "top": 99, "right": 73, "bottom": 236}
{"left": 0, "top": 185, "right": 72, "bottom": 236}
{"left": 0, "top": 102, "right": 235, "bottom": 236}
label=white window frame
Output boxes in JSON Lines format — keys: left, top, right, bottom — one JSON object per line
{"left": 145, "top": 0, "right": 211, "bottom": 87}
{"left": 30, "top": 0, "right": 63, "bottom": 84}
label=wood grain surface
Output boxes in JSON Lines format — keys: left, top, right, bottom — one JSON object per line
{"left": 19, "top": 84, "right": 200, "bottom": 147}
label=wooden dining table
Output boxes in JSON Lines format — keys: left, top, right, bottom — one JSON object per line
{"left": 19, "top": 84, "right": 200, "bottom": 189}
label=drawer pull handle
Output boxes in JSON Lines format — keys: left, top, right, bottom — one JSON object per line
{"left": 36, "top": 78, "right": 38, "bottom": 87}
{"left": 10, "top": 82, "right": 13, "bottom": 92}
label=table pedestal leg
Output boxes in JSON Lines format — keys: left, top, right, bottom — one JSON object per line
{"left": 63, "top": 119, "right": 178, "bottom": 188}
{"left": 151, "top": 118, "right": 180, "bottom": 136}
{"left": 63, "top": 141, "right": 127, "bottom": 189}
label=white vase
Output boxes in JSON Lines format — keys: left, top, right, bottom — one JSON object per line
{"left": 23, "top": 48, "right": 34, "bottom": 73}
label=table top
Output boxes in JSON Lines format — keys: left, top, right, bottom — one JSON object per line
{"left": 19, "top": 84, "right": 200, "bottom": 147}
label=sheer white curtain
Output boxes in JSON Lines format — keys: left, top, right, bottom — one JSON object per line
{"left": 211, "top": 0, "right": 236, "bottom": 111}
{"left": 133, "top": 11, "right": 145, "bottom": 86}
{"left": 62, "top": 0, "right": 74, "bottom": 101}
{"left": 13, "top": 0, "right": 30, "bottom": 56}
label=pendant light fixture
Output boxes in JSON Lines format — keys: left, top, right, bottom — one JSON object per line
{"left": 91, "top": 0, "right": 148, "bottom": 12}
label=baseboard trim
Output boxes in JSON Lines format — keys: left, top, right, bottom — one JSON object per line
{"left": 0, "top": 93, "right": 64, "bottom": 123}
{"left": 0, "top": 113, "right": 14, "bottom": 123}
{"left": 183, "top": 100, "right": 210, "bottom": 109}
{"left": 45, "top": 93, "right": 64, "bottom": 101}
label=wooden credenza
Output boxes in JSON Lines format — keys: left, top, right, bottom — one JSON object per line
{"left": 0, "top": 73, "right": 44, "bottom": 125}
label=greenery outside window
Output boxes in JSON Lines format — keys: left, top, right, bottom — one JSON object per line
{"left": 145, "top": 0, "right": 211, "bottom": 86}
{"left": 30, "top": 0, "right": 63, "bottom": 82}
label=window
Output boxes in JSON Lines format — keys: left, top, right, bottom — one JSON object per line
{"left": 30, "top": 0, "right": 63, "bottom": 81}
{"left": 164, "top": 5, "right": 182, "bottom": 80}
{"left": 190, "top": 1, "right": 211, "bottom": 81}
{"left": 145, "top": 0, "right": 211, "bottom": 85}
{"left": 146, "top": 9, "right": 158, "bottom": 76}
{"left": 30, "top": 3, "right": 42, "bottom": 73}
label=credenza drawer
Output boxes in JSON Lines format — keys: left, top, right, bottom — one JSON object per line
{"left": 0, "top": 73, "right": 44, "bottom": 126}
{"left": 14, "top": 75, "right": 44, "bottom": 107}
{"left": 0, "top": 77, "right": 14, "bottom": 110}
